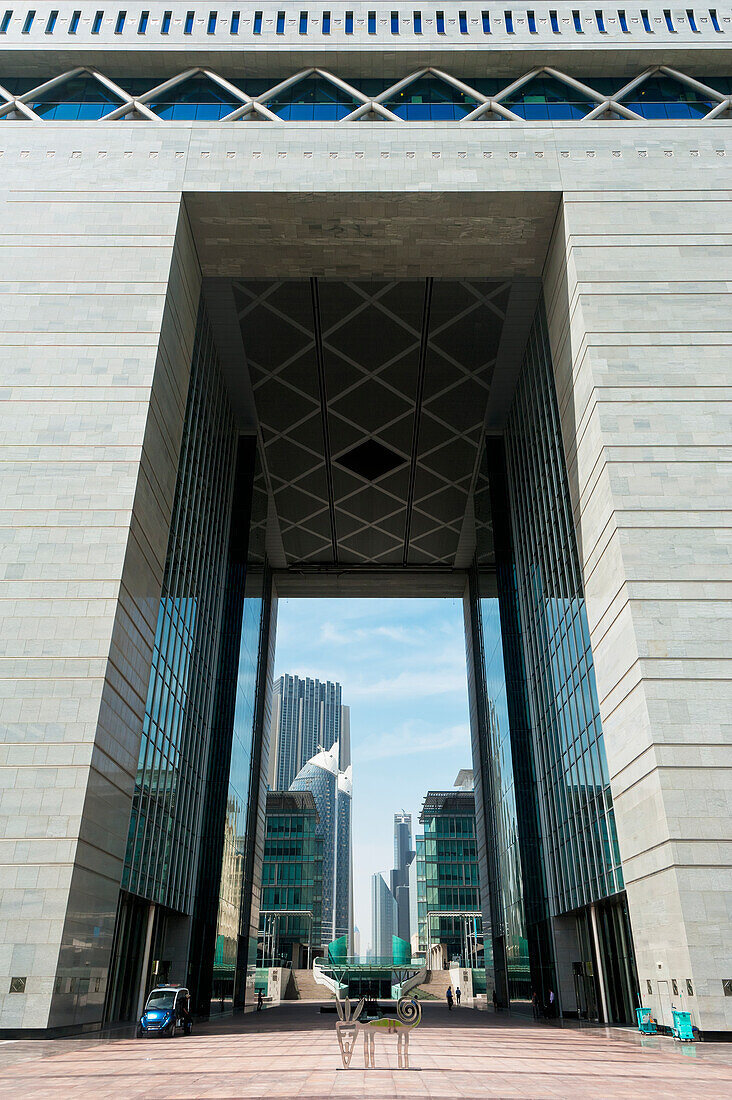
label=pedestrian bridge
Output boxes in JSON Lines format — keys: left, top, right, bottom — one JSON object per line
{"left": 313, "top": 956, "right": 427, "bottom": 1000}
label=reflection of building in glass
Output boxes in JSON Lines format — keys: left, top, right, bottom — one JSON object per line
{"left": 416, "top": 773, "right": 482, "bottom": 969}
{"left": 269, "top": 674, "right": 350, "bottom": 790}
{"left": 104, "top": 313, "right": 271, "bottom": 1024}
{"left": 289, "top": 742, "right": 352, "bottom": 949}
{"left": 371, "top": 872, "right": 397, "bottom": 961}
{"left": 468, "top": 302, "right": 638, "bottom": 1021}
{"left": 259, "top": 791, "right": 323, "bottom": 968}
{"left": 390, "top": 812, "right": 415, "bottom": 943}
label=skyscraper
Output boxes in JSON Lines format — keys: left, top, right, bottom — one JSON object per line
{"left": 390, "top": 812, "right": 415, "bottom": 943}
{"left": 289, "top": 742, "right": 353, "bottom": 949}
{"left": 371, "top": 873, "right": 397, "bottom": 962}
{"left": 268, "top": 675, "right": 350, "bottom": 790}
{"left": 259, "top": 791, "right": 323, "bottom": 968}
{"left": 416, "top": 773, "right": 482, "bottom": 970}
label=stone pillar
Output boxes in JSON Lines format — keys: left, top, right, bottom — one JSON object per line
{"left": 544, "top": 191, "right": 732, "bottom": 1036}
{"left": 0, "top": 186, "right": 200, "bottom": 1033}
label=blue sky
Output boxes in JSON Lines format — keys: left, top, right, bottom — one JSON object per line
{"left": 273, "top": 597, "right": 472, "bottom": 953}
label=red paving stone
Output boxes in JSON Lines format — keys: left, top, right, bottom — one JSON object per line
{"left": 1, "top": 1002, "right": 730, "bottom": 1099}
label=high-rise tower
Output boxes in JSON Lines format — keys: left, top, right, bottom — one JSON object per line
{"left": 289, "top": 743, "right": 353, "bottom": 949}
{"left": 390, "top": 811, "right": 415, "bottom": 943}
{"left": 268, "top": 674, "right": 350, "bottom": 790}
{"left": 371, "top": 873, "right": 397, "bottom": 962}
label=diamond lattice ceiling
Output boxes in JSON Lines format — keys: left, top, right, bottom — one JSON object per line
{"left": 234, "top": 279, "right": 509, "bottom": 568}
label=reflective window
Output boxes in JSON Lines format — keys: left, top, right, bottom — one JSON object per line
{"left": 620, "top": 74, "right": 714, "bottom": 117}
{"left": 267, "top": 74, "right": 358, "bottom": 120}
{"left": 502, "top": 74, "right": 591, "bottom": 119}
{"left": 123, "top": 306, "right": 238, "bottom": 913}
{"left": 20, "top": 73, "right": 124, "bottom": 119}
{"left": 385, "top": 75, "right": 478, "bottom": 119}
{"left": 501, "top": 302, "right": 622, "bottom": 916}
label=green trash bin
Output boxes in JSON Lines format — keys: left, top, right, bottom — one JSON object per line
{"left": 672, "top": 1010, "right": 694, "bottom": 1042}
{"left": 636, "top": 1007, "right": 656, "bottom": 1034}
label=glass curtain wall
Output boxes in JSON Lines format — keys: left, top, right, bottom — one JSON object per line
{"left": 122, "top": 306, "right": 237, "bottom": 914}
{"left": 107, "top": 304, "right": 238, "bottom": 1022}
{"left": 207, "top": 566, "right": 267, "bottom": 1013}
{"left": 417, "top": 793, "right": 481, "bottom": 967}
{"left": 503, "top": 302, "right": 623, "bottom": 916}
{"left": 470, "top": 429, "right": 553, "bottom": 1011}
{"left": 260, "top": 792, "right": 323, "bottom": 967}
{"left": 191, "top": 438, "right": 275, "bottom": 1015}
{"left": 469, "top": 296, "right": 638, "bottom": 1021}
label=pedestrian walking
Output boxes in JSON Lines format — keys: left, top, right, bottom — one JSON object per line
{"left": 548, "top": 989, "right": 556, "bottom": 1018}
{"left": 256, "top": 988, "right": 264, "bottom": 1012}
{"left": 446, "top": 987, "right": 454, "bottom": 1011}
{"left": 492, "top": 988, "right": 499, "bottom": 1012}
{"left": 531, "top": 990, "right": 540, "bottom": 1019}
{"left": 455, "top": 986, "right": 461, "bottom": 1006}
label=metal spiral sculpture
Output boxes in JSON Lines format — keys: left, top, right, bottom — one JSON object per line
{"left": 396, "top": 996, "right": 422, "bottom": 1027}
{"left": 335, "top": 994, "right": 422, "bottom": 1069}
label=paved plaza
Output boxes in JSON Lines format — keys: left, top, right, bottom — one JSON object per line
{"left": 0, "top": 1003, "right": 730, "bottom": 1099}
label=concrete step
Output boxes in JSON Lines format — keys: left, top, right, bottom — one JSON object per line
{"left": 289, "top": 969, "right": 332, "bottom": 1001}
{"left": 425, "top": 972, "right": 453, "bottom": 998}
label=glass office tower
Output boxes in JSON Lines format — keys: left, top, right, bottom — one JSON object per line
{"left": 416, "top": 775, "right": 482, "bottom": 970}
{"left": 259, "top": 791, "right": 323, "bottom": 968}
{"left": 371, "top": 872, "right": 398, "bottom": 961}
{"left": 269, "top": 675, "right": 350, "bottom": 790}
{"left": 289, "top": 743, "right": 353, "bottom": 949}
{"left": 390, "top": 812, "right": 415, "bottom": 943}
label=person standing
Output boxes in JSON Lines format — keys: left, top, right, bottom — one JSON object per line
{"left": 446, "top": 986, "right": 454, "bottom": 1011}
{"left": 548, "top": 989, "right": 556, "bottom": 1018}
{"left": 531, "top": 990, "right": 540, "bottom": 1019}
{"left": 492, "top": 988, "right": 499, "bottom": 1013}
{"left": 455, "top": 985, "right": 461, "bottom": 1006}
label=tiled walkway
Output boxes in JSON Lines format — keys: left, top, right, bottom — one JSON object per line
{"left": 1, "top": 1002, "right": 730, "bottom": 1099}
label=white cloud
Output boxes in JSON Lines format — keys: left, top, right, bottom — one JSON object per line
{"left": 319, "top": 620, "right": 432, "bottom": 647}
{"left": 357, "top": 720, "right": 470, "bottom": 763}
{"left": 346, "top": 667, "right": 467, "bottom": 701}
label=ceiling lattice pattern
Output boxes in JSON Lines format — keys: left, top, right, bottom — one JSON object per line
{"left": 234, "top": 280, "right": 508, "bottom": 568}
{"left": 1, "top": 65, "right": 730, "bottom": 121}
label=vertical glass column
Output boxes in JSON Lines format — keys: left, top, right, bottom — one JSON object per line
{"left": 189, "top": 438, "right": 275, "bottom": 1015}
{"left": 470, "top": 436, "right": 554, "bottom": 1012}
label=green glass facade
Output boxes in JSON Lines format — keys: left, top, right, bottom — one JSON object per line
{"left": 259, "top": 791, "right": 323, "bottom": 966}
{"left": 416, "top": 790, "right": 482, "bottom": 967}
